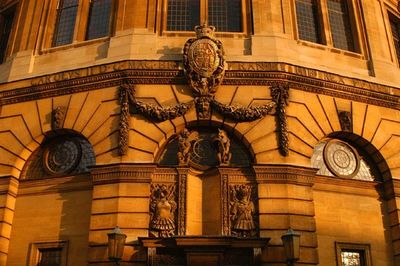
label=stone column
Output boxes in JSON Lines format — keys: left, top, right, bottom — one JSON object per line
{"left": 253, "top": 165, "right": 318, "bottom": 265}
{"left": 88, "top": 163, "right": 156, "bottom": 264}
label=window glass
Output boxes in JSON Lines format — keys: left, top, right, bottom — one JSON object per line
{"left": 390, "top": 15, "right": 400, "bottom": 66}
{"left": 0, "top": 6, "right": 16, "bottom": 63}
{"left": 38, "top": 248, "right": 62, "bottom": 266}
{"left": 167, "top": 0, "right": 200, "bottom": 31}
{"left": 341, "top": 250, "right": 363, "bottom": 266}
{"left": 295, "top": 0, "right": 321, "bottom": 43}
{"left": 208, "top": 0, "right": 242, "bottom": 32}
{"left": 86, "top": 0, "right": 113, "bottom": 40}
{"left": 327, "top": 0, "right": 355, "bottom": 51}
{"left": 53, "top": 0, "right": 79, "bottom": 46}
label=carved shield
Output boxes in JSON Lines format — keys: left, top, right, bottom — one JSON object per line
{"left": 187, "top": 39, "right": 220, "bottom": 78}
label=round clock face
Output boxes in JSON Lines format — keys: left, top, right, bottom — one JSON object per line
{"left": 189, "top": 137, "right": 218, "bottom": 171}
{"left": 43, "top": 138, "right": 82, "bottom": 176}
{"left": 323, "top": 139, "right": 360, "bottom": 178}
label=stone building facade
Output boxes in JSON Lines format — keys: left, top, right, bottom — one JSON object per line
{"left": 0, "top": 0, "right": 400, "bottom": 265}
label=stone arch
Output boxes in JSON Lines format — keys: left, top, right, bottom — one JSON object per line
{"left": 155, "top": 121, "right": 255, "bottom": 168}
{"left": 20, "top": 129, "right": 96, "bottom": 180}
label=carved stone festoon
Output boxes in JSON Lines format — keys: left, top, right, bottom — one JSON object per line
{"left": 230, "top": 184, "right": 257, "bottom": 237}
{"left": 52, "top": 106, "right": 66, "bottom": 130}
{"left": 149, "top": 184, "right": 177, "bottom": 238}
{"left": 271, "top": 83, "right": 290, "bottom": 156}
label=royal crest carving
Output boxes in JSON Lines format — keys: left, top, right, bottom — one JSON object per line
{"left": 177, "top": 129, "right": 199, "bottom": 166}
{"left": 215, "top": 129, "right": 232, "bottom": 165}
{"left": 183, "top": 24, "right": 226, "bottom": 97}
{"left": 230, "top": 184, "right": 257, "bottom": 237}
{"left": 150, "top": 184, "right": 177, "bottom": 237}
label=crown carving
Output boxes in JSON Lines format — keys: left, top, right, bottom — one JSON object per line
{"left": 195, "top": 23, "right": 216, "bottom": 38}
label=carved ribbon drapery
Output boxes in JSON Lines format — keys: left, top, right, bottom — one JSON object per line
{"left": 271, "top": 83, "right": 289, "bottom": 156}
{"left": 118, "top": 85, "right": 130, "bottom": 155}
{"left": 133, "top": 100, "right": 192, "bottom": 122}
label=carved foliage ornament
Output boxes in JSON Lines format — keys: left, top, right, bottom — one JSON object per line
{"left": 271, "top": 83, "right": 289, "bottom": 156}
{"left": 150, "top": 183, "right": 177, "bottom": 238}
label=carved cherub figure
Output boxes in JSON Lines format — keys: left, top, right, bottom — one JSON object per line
{"left": 177, "top": 129, "right": 199, "bottom": 165}
{"left": 214, "top": 129, "right": 232, "bottom": 165}
{"left": 150, "top": 185, "right": 177, "bottom": 238}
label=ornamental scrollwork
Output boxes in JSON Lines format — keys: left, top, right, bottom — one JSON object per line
{"left": 230, "top": 184, "right": 257, "bottom": 237}
{"left": 150, "top": 184, "right": 177, "bottom": 238}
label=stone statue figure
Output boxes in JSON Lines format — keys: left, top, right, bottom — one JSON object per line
{"left": 150, "top": 184, "right": 177, "bottom": 238}
{"left": 177, "top": 128, "right": 199, "bottom": 165}
{"left": 215, "top": 129, "right": 232, "bottom": 165}
{"left": 230, "top": 185, "right": 256, "bottom": 237}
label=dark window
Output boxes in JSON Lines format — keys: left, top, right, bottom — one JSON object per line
{"left": 327, "top": 0, "right": 355, "bottom": 51}
{"left": 295, "top": 0, "right": 321, "bottom": 43}
{"left": 86, "top": 0, "right": 113, "bottom": 40}
{"left": 389, "top": 14, "right": 400, "bottom": 66}
{"left": 38, "top": 248, "right": 63, "bottom": 266}
{"left": 167, "top": 0, "right": 200, "bottom": 31}
{"left": 53, "top": 0, "right": 79, "bottom": 46}
{"left": 208, "top": 0, "right": 242, "bottom": 32}
{"left": 0, "top": 6, "right": 16, "bottom": 63}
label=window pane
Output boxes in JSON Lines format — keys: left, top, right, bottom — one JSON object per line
{"left": 295, "top": 0, "right": 321, "bottom": 43}
{"left": 38, "top": 248, "right": 62, "bottom": 266}
{"left": 167, "top": 0, "right": 200, "bottom": 31}
{"left": 390, "top": 15, "right": 400, "bottom": 66}
{"left": 208, "top": 0, "right": 242, "bottom": 32}
{"left": 341, "top": 251, "right": 361, "bottom": 266}
{"left": 327, "top": 0, "right": 355, "bottom": 51}
{"left": 86, "top": 0, "right": 112, "bottom": 40}
{"left": 0, "top": 6, "right": 16, "bottom": 63}
{"left": 53, "top": 0, "right": 78, "bottom": 46}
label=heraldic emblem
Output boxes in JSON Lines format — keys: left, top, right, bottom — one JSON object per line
{"left": 183, "top": 24, "right": 226, "bottom": 119}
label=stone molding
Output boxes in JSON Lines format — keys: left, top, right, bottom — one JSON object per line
{"left": 253, "top": 164, "right": 316, "bottom": 186}
{"left": 0, "top": 61, "right": 399, "bottom": 109}
{"left": 91, "top": 163, "right": 157, "bottom": 184}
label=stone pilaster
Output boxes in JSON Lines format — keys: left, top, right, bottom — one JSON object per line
{"left": 0, "top": 176, "right": 18, "bottom": 265}
{"left": 88, "top": 163, "right": 156, "bottom": 265}
{"left": 253, "top": 165, "right": 318, "bottom": 265}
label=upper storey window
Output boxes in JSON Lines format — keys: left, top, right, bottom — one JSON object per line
{"left": 295, "top": 0, "right": 359, "bottom": 52}
{"left": 389, "top": 13, "right": 400, "bottom": 66}
{"left": 53, "top": 0, "right": 79, "bottom": 46}
{"left": 0, "top": 5, "right": 16, "bottom": 63}
{"left": 166, "top": 0, "right": 243, "bottom": 32}
{"left": 86, "top": 0, "right": 113, "bottom": 40}
{"left": 52, "top": 0, "right": 113, "bottom": 47}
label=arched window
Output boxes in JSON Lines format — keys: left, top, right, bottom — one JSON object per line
{"left": 166, "top": 0, "right": 243, "bottom": 32}
{"left": 311, "top": 138, "right": 375, "bottom": 181}
{"left": 22, "top": 133, "right": 95, "bottom": 179}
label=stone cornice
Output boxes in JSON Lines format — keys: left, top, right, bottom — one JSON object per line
{"left": 0, "top": 61, "right": 399, "bottom": 109}
{"left": 91, "top": 163, "right": 157, "bottom": 184}
{"left": 253, "top": 164, "right": 317, "bottom": 186}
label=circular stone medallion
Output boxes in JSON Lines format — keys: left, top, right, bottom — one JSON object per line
{"left": 188, "top": 38, "right": 220, "bottom": 77}
{"left": 323, "top": 139, "right": 360, "bottom": 178}
{"left": 43, "top": 138, "right": 82, "bottom": 176}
